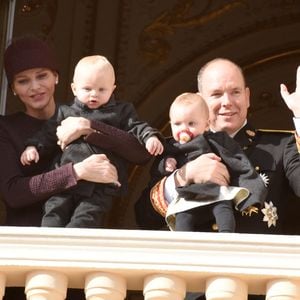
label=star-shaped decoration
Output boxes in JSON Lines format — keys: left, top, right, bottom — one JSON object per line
{"left": 261, "top": 201, "right": 278, "bottom": 227}
{"left": 260, "top": 172, "right": 270, "bottom": 187}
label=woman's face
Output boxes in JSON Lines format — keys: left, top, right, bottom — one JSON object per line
{"left": 12, "top": 68, "right": 58, "bottom": 118}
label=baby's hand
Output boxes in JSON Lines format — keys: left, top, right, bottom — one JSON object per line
{"left": 20, "top": 146, "right": 40, "bottom": 166}
{"left": 145, "top": 136, "right": 164, "bottom": 156}
{"left": 165, "top": 157, "right": 177, "bottom": 172}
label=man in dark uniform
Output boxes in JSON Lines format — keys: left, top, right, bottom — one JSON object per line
{"left": 135, "top": 58, "right": 300, "bottom": 299}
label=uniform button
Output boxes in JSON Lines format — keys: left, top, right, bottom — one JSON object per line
{"left": 212, "top": 223, "right": 218, "bottom": 231}
{"left": 246, "top": 129, "right": 256, "bottom": 137}
{"left": 255, "top": 166, "right": 260, "bottom": 171}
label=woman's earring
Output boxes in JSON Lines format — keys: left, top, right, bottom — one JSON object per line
{"left": 13, "top": 91, "right": 17, "bottom": 96}
{"left": 55, "top": 79, "right": 59, "bottom": 84}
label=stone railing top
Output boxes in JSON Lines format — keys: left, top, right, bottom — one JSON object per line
{"left": 0, "top": 226, "right": 299, "bottom": 294}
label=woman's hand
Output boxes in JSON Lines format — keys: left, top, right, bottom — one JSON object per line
{"left": 73, "top": 154, "right": 120, "bottom": 186}
{"left": 56, "top": 117, "right": 93, "bottom": 150}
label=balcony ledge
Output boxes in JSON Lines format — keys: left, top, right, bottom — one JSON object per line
{"left": 0, "top": 226, "right": 299, "bottom": 295}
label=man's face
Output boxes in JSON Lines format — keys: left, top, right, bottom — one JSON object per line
{"left": 199, "top": 60, "right": 250, "bottom": 135}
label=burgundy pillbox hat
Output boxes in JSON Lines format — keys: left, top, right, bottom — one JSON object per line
{"left": 4, "top": 36, "right": 58, "bottom": 84}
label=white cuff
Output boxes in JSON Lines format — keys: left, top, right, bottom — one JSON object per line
{"left": 293, "top": 117, "right": 300, "bottom": 135}
{"left": 164, "top": 171, "right": 179, "bottom": 204}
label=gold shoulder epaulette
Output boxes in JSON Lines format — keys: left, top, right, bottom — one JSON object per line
{"left": 257, "top": 129, "right": 294, "bottom": 134}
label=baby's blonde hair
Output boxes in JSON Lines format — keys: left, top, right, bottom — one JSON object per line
{"left": 73, "top": 55, "right": 115, "bottom": 83}
{"left": 169, "top": 92, "right": 209, "bottom": 118}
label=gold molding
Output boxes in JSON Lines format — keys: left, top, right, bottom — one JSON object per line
{"left": 139, "top": 0, "right": 245, "bottom": 64}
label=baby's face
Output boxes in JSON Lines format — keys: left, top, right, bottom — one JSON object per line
{"left": 170, "top": 102, "right": 209, "bottom": 144}
{"left": 71, "top": 64, "right": 115, "bottom": 109}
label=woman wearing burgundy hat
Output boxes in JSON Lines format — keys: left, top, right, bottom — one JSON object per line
{"left": 0, "top": 35, "right": 126, "bottom": 299}
{"left": 0, "top": 36, "right": 123, "bottom": 227}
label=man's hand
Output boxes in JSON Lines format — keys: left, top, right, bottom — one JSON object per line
{"left": 175, "top": 153, "right": 230, "bottom": 187}
{"left": 280, "top": 66, "right": 300, "bottom": 117}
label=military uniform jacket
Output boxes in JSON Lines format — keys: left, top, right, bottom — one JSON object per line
{"left": 227, "top": 123, "right": 300, "bottom": 234}
{"left": 136, "top": 123, "right": 300, "bottom": 234}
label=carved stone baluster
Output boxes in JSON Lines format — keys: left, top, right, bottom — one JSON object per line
{"left": 206, "top": 276, "right": 248, "bottom": 300}
{"left": 143, "top": 274, "right": 186, "bottom": 300}
{"left": 0, "top": 273, "right": 6, "bottom": 300}
{"left": 25, "top": 270, "right": 68, "bottom": 300}
{"left": 266, "top": 279, "right": 300, "bottom": 300}
{"left": 85, "top": 272, "right": 126, "bottom": 300}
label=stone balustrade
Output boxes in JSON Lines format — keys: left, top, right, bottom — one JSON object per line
{"left": 0, "top": 227, "right": 299, "bottom": 299}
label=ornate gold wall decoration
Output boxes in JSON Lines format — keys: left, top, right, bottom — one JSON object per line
{"left": 139, "top": 0, "right": 245, "bottom": 64}
{"left": 20, "top": 0, "right": 42, "bottom": 14}
{"left": 16, "top": 0, "right": 58, "bottom": 37}
{"left": 245, "top": 49, "right": 300, "bottom": 117}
